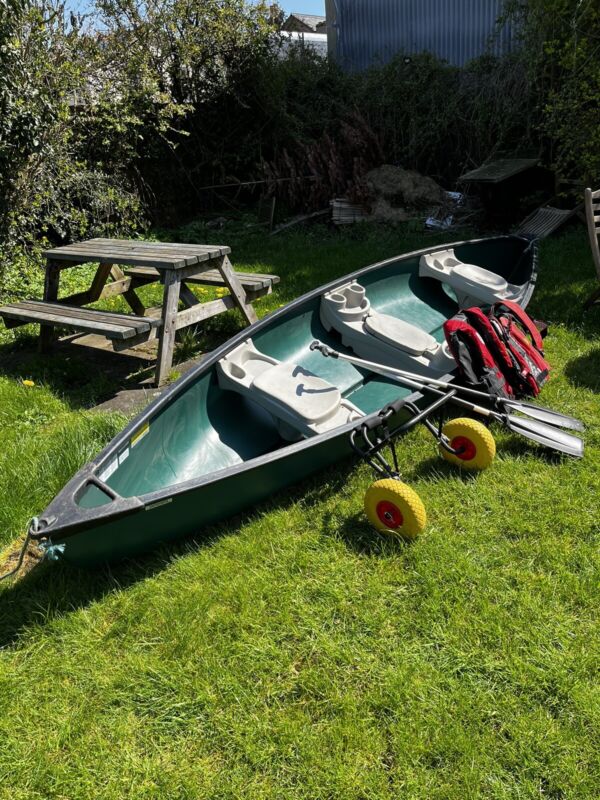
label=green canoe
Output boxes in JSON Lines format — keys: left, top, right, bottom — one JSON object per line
{"left": 27, "top": 235, "right": 537, "bottom": 567}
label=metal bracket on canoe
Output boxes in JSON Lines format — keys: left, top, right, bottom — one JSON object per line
{"left": 39, "top": 541, "right": 66, "bottom": 562}
{"left": 350, "top": 389, "right": 464, "bottom": 479}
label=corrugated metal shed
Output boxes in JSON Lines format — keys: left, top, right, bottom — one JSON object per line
{"left": 326, "top": 0, "right": 513, "bottom": 69}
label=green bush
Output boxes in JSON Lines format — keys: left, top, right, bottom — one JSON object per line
{"left": 503, "top": 0, "right": 600, "bottom": 181}
{"left": 0, "top": 1, "right": 145, "bottom": 297}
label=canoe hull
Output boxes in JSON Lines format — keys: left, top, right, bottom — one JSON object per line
{"left": 49, "top": 408, "right": 410, "bottom": 566}
{"left": 32, "top": 235, "right": 538, "bottom": 566}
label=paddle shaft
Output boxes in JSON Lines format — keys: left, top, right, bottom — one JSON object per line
{"left": 362, "top": 361, "right": 498, "bottom": 421}
{"left": 312, "top": 344, "right": 583, "bottom": 430}
{"left": 318, "top": 348, "right": 510, "bottom": 405}
{"left": 310, "top": 342, "right": 584, "bottom": 456}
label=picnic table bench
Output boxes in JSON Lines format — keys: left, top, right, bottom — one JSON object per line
{"left": 0, "top": 238, "right": 279, "bottom": 386}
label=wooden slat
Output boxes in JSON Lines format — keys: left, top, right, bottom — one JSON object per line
{"left": 71, "top": 243, "right": 220, "bottom": 259}
{"left": 0, "top": 303, "right": 153, "bottom": 340}
{"left": 460, "top": 158, "right": 539, "bottom": 184}
{"left": 43, "top": 240, "right": 230, "bottom": 270}
{"left": 516, "top": 206, "right": 577, "bottom": 239}
{"left": 110, "top": 265, "right": 147, "bottom": 317}
{"left": 126, "top": 265, "right": 279, "bottom": 291}
{"left": 84, "top": 238, "right": 230, "bottom": 255}
{"left": 112, "top": 328, "right": 158, "bottom": 352}
{"left": 155, "top": 272, "right": 181, "bottom": 386}
{"left": 14, "top": 300, "right": 155, "bottom": 327}
{"left": 174, "top": 296, "right": 236, "bottom": 329}
{"left": 7, "top": 300, "right": 159, "bottom": 332}
{"left": 179, "top": 283, "right": 201, "bottom": 309}
{"left": 39, "top": 260, "right": 61, "bottom": 353}
{"left": 88, "top": 262, "right": 113, "bottom": 301}
{"left": 218, "top": 255, "right": 258, "bottom": 325}
{"left": 44, "top": 239, "right": 227, "bottom": 255}
{"left": 44, "top": 248, "right": 205, "bottom": 270}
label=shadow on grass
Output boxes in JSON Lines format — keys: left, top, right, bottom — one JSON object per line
{"left": 326, "top": 510, "right": 415, "bottom": 557}
{"left": 406, "top": 454, "right": 481, "bottom": 482}
{"left": 564, "top": 347, "right": 600, "bottom": 392}
{"left": 0, "top": 334, "right": 157, "bottom": 409}
{"left": 0, "top": 539, "right": 243, "bottom": 651}
{"left": 493, "top": 435, "right": 576, "bottom": 464}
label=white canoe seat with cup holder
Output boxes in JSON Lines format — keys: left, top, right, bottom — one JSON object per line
{"left": 419, "top": 248, "right": 524, "bottom": 307}
{"left": 320, "top": 281, "right": 455, "bottom": 376}
{"left": 217, "top": 339, "right": 363, "bottom": 441}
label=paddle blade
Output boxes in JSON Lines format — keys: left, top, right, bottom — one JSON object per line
{"left": 501, "top": 400, "right": 585, "bottom": 432}
{"left": 505, "top": 414, "right": 585, "bottom": 457}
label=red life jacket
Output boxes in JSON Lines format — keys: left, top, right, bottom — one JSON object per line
{"left": 443, "top": 300, "right": 550, "bottom": 399}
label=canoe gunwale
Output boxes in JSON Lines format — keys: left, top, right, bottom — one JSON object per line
{"left": 34, "top": 235, "right": 537, "bottom": 543}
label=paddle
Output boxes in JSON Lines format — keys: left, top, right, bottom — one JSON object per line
{"left": 499, "top": 399, "right": 584, "bottom": 432}
{"left": 310, "top": 342, "right": 585, "bottom": 458}
{"left": 309, "top": 342, "right": 584, "bottom": 431}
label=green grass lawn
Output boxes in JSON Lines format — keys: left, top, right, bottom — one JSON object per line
{"left": 0, "top": 223, "right": 599, "bottom": 799}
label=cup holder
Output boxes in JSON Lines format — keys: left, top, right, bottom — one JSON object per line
{"left": 229, "top": 363, "right": 247, "bottom": 380}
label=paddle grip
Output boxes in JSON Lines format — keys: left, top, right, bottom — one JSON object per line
{"left": 310, "top": 340, "right": 338, "bottom": 358}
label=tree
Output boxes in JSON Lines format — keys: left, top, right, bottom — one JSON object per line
{"left": 504, "top": 0, "right": 600, "bottom": 181}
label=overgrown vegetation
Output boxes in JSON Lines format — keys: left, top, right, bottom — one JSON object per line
{"left": 1, "top": 0, "right": 599, "bottom": 296}
{"left": 503, "top": 0, "right": 600, "bottom": 180}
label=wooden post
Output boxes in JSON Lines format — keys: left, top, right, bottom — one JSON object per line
{"left": 178, "top": 282, "right": 200, "bottom": 309}
{"left": 39, "top": 260, "right": 61, "bottom": 353}
{"left": 155, "top": 269, "right": 181, "bottom": 387}
{"left": 110, "top": 265, "right": 146, "bottom": 316}
{"left": 88, "top": 262, "right": 114, "bottom": 302}
{"left": 218, "top": 255, "right": 258, "bottom": 325}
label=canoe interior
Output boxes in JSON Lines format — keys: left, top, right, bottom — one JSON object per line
{"left": 77, "top": 238, "right": 532, "bottom": 508}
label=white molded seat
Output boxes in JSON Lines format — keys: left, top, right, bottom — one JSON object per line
{"left": 452, "top": 263, "right": 508, "bottom": 291}
{"left": 364, "top": 310, "right": 438, "bottom": 356}
{"left": 320, "top": 281, "right": 455, "bottom": 376}
{"left": 253, "top": 363, "right": 342, "bottom": 426}
{"left": 217, "top": 340, "right": 362, "bottom": 439}
{"left": 419, "top": 248, "right": 519, "bottom": 306}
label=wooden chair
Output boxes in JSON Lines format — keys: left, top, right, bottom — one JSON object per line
{"left": 584, "top": 187, "right": 600, "bottom": 309}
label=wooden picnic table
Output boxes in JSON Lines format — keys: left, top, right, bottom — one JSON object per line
{"left": 0, "top": 238, "right": 279, "bottom": 386}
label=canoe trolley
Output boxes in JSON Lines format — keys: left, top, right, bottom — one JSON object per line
{"left": 311, "top": 336, "right": 583, "bottom": 540}
{"left": 347, "top": 383, "right": 496, "bottom": 540}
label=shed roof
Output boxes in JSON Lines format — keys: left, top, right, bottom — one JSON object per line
{"left": 282, "top": 13, "right": 326, "bottom": 32}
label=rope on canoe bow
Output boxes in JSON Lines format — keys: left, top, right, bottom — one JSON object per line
{"left": 0, "top": 517, "right": 39, "bottom": 583}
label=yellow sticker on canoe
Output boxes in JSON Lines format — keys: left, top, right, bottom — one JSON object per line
{"left": 131, "top": 421, "right": 150, "bottom": 447}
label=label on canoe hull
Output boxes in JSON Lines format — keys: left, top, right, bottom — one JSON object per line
{"left": 99, "top": 446, "right": 130, "bottom": 482}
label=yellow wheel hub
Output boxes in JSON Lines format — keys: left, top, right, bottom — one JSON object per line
{"left": 439, "top": 417, "right": 496, "bottom": 470}
{"left": 364, "top": 479, "right": 427, "bottom": 539}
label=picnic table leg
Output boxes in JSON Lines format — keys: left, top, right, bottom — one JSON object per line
{"left": 39, "top": 260, "right": 61, "bottom": 353}
{"left": 218, "top": 255, "right": 258, "bottom": 325}
{"left": 110, "top": 265, "right": 146, "bottom": 316}
{"left": 155, "top": 270, "right": 181, "bottom": 387}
